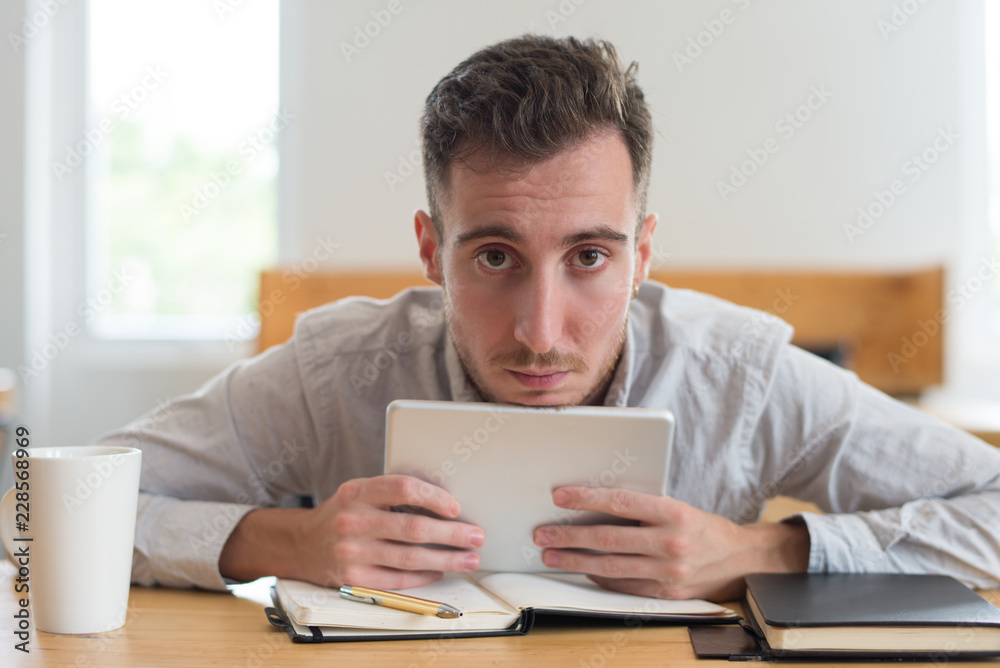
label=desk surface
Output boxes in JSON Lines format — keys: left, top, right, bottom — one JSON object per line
{"left": 4, "top": 561, "right": 1000, "bottom": 667}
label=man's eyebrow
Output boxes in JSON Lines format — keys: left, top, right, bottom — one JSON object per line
{"left": 562, "top": 225, "right": 630, "bottom": 248}
{"left": 452, "top": 223, "right": 630, "bottom": 248}
{"left": 453, "top": 225, "right": 525, "bottom": 247}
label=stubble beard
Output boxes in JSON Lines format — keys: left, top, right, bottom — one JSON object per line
{"left": 442, "top": 283, "right": 629, "bottom": 407}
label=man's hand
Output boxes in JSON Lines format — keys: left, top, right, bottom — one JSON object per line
{"left": 532, "top": 487, "right": 809, "bottom": 602}
{"left": 220, "top": 475, "right": 484, "bottom": 590}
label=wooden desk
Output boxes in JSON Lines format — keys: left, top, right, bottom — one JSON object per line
{"left": 5, "top": 561, "right": 1000, "bottom": 667}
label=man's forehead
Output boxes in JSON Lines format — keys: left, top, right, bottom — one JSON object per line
{"left": 439, "top": 132, "right": 636, "bottom": 237}
{"left": 447, "top": 129, "right": 629, "bottom": 183}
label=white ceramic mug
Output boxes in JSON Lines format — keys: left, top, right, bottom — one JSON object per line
{"left": 1, "top": 446, "right": 141, "bottom": 634}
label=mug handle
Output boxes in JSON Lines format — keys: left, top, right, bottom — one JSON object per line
{"left": 1, "top": 487, "right": 25, "bottom": 564}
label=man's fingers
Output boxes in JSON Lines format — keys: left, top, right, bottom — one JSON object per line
{"left": 540, "top": 548, "right": 657, "bottom": 581}
{"left": 346, "top": 474, "right": 461, "bottom": 518}
{"left": 587, "top": 575, "right": 684, "bottom": 601}
{"left": 382, "top": 510, "right": 485, "bottom": 550}
{"left": 332, "top": 500, "right": 484, "bottom": 549}
{"left": 552, "top": 486, "right": 678, "bottom": 524}
{"left": 374, "top": 541, "right": 481, "bottom": 574}
{"left": 534, "top": 523, "right": 654, "bottom": 554}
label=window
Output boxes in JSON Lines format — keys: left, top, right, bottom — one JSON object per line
{"left": 86, "top": 0, "right": 280, "bottom": 339}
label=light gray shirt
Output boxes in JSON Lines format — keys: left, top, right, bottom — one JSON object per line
{"left": 99, "top": 283, "right": 1000, "bottom": 591}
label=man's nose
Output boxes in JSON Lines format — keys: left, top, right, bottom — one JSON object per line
{"left": 513, "top": 275, "right": 562, "bottom": 354}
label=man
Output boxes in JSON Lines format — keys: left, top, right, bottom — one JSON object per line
{"left": 105, "top": 35, "right": 1000, "bottom": 602}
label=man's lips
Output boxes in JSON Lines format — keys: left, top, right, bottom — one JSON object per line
{"left": 507, "top": 369, "right": 570, "bottom": 389}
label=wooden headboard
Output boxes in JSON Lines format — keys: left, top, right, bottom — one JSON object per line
{"left": 257, "top": 267, "right": 944, "bottom": 396}
{"left": 257, "top": 270, "right": 434, "bottom": 352}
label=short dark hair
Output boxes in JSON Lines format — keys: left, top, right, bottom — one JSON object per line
{"left": 420, "top": 34, "right": 653, "bottom": 237}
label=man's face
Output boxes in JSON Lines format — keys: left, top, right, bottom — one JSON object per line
{"left": 415, "top": 130, "right": 656, "bottom": 406}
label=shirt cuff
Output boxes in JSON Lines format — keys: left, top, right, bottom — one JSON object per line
{"left": 132, "top": 493, "right": 258, "bottom": 591}
{"left": 793, "top": 511, "right": 894, "bottom": 574}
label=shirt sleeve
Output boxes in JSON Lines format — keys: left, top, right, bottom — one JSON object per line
{"left": 751, "top": 344, "right": 1000, "bottom": 588}
{"left": 97, "top": 337, "right": 321, "bottom": 591}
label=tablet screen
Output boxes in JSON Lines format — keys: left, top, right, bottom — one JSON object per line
{"left": 384, "top": 400, "right": 675, "bottom": 572}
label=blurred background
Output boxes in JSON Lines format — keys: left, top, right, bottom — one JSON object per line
{"left": 0, "top": 1, "right": 997, "bottom": 471}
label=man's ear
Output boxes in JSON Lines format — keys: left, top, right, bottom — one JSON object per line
{"left": 414, "top": 209, "right": 443, "bottom": 286}
{"left": 634, "top": 212, "right": 658, "bottom": 288}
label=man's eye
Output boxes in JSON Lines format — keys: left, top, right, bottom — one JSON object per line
{"left": 573, "top": 250, "right": 607, "bottom": 269}
{"left": 478, "top": 249, "right": 511, "bottom": 269}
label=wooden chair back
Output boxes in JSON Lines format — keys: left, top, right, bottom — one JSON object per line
{"left": 257, "top": 267, "right": 944, "bottom": 396}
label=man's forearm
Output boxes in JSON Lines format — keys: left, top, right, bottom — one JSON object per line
{"left": 697, "top": 521, "right": 810, "bottom": 601}
{"left": 219, "top": 507, "right": 311, "bottom": 583}
{"left": 744, "top": 521, "right": 810, "bottom": 574}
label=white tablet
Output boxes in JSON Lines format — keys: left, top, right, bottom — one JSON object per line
{"left": 384, "top": 400, "right": 675, "bottom": 572}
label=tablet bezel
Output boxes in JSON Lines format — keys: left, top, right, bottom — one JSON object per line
{"left": 384, "top": 400, "right": 675, "bottom": 573}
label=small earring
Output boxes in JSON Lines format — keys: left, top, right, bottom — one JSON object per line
{"left": 632, "top": 283, "right": 640, "bottom": 299}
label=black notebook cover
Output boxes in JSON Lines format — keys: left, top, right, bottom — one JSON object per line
{"left": 691, "top": 574, "right": 1000, "bottom": 660}
{"left": 745, "top": 573, "right": 1000, "bottom": 628}
{"left": 265, "top": 588, "right": 532, "bottom": 643}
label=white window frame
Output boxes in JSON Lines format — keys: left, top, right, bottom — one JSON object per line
{"left": 42, "top": 0, "right": 276, "bottom": 367}
{"left": 986, "top": 0, "right": 1000, "bottom": 336}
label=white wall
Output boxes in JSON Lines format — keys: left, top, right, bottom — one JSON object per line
{"left": 1, "top": 1, "right": 26, "bottom": 378}
{"left": 282, "top": 0, "right": 985, "bottom": 273}
{"left": 4, "top": 0, "right": 994, "bottom": 450}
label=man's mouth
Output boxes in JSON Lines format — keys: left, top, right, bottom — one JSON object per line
{"left": 506, "top": 369, "right": 570, "bottom": 389}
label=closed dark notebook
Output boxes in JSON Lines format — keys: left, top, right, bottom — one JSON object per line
{"left": 740, "top": 573, "right": 1000, "bottom": 658}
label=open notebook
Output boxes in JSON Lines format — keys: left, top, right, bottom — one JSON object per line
{"left": 267, "top": 572, "right": 737, "bottom": 642}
